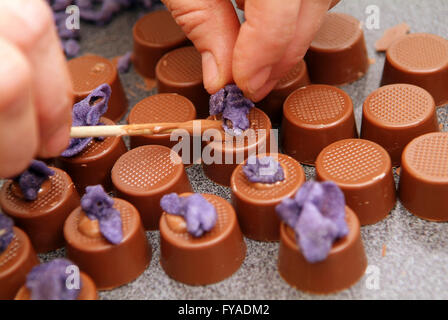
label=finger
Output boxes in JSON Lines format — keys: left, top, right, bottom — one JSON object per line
{"left": 0, "top": 0, "right": 73, "bottom": 158}
{"left": 162, "top": 0, "right": 240, "bottom": 93}
{"left": 0, "top": 37, "right": 38, "bottom": 178}
{"left": 232, "top": 0, "right": 302, "bottom": 101}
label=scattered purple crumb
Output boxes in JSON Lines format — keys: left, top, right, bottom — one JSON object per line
{"left": 243, "top": 156, "right": 284, "bottom": 184}
{"left": 13, "top": 160, "right": 55, "bottom": 201}
{"left": 117, "top": 51, "right": 133, "bottom": 73}
{"left": 63, "top": 39, "right": 81, "bottom": 57}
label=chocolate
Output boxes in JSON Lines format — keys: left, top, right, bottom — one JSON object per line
{"left": 0, "top": 168, "right": 80, "bottom": 253}
{"left": 277, "top": 207, "right": 367, "bottom": 294}
{"left": 230, "top": 153, "right": 305, "bottom": 241}
{"left": 68, "top": 55, "right": 128, "bottom": 121}
{"left": 15, "top": 271, "right": 97, "bottom": 300}
{"left": 399, "top": 132, "right": 448, "bottom": 221}
{"left": 156, "top": 46, "right": 210, "bottom": 118}
{"left": 133, "top": 10, "right": 189, "bottom": 78}
{"left": 381, "top": 33, "right": 448, "bottom": 107}
{"left": 361, "top": 84, "right": 439, "bottom": 166}
{"left": 202, "top": 107, "right": 272, "bottom": 187}
{"left": 305, "top": 13, "right": 369, "bottom": 85}
{"left": 316, "top": 139, "right": 396, "bottom": 225}
{"left": 55, "top": 117, "right": 128, "bottom": 194}
{"left": 0, "top": 227, "right": 39, "bottom": 300}
{"left": 258, "top": 60, "right": 310, "bottom": 126}
{"left": 281, "top": 85, "right": 358, "bottom": 165}
{"left": 111, "top": 145, "right": 193, "bottom": 230}
{"left": 128, "top": 94, "right": 197, "bottom": 164}
{"left": 159, "top": 193, "right": 246, "bottom": 285}
{"left": 64, "top": 198, "right": 151, "bottom": 290}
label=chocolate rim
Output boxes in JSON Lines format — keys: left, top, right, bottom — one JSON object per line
{"left": 0, "top": 227, "right": 36, "bottom": 278}
{"left": 274, "top": 60, "right": 308, "bottom": 91}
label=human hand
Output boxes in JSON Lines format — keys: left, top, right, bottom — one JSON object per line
{"left": 162, "top": 0, "right": 340, "bottom": 101}
{"left": 0, "top": 0, "right": 73, "bottom": 178}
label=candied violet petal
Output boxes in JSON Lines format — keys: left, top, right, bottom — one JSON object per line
{"left": 276, "top": 197, "right": 300, "bottom": 228}
{"left": 117, "top": 51, "right": 133, "bottom": 73}
{"left": 160, "top": 193, "right": 183, "bottom": 216}
{"left": 26, "top": 258, "right": 81, "bottom": 300}
{"left": 63, "top": 39, "right": 80, "bottom": 58}
{"left": 81, "top": 185, "right": 123, "bottom": 244}
{"left": 320, "top": 181, "right": 348, "bottom": 238}
{"left": 13, "top": 160, "right": 55, "bottom": 201}
{"left": 0, "top": 213, "right": 14, "bottom": 254}
{"left": 52, "top": 0, "right": 73, "bottom": 11}
{"left": 209, "top": 88, "right": 226, "bottom": 115}
{"left": 243, "top": 156, "right": 284, "bottom": 184}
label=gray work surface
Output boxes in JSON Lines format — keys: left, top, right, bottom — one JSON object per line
{"left": 6, "top": 0, "right": 448, "bottom": 299}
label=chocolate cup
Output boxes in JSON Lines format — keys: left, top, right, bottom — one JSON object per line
{"left": 281, "top": 85, "right": 358, "bottom": 165}
{"left": 202, "top": 108, "right": 272, "bottom": 187}
{"left": 55, "top": 117, "right": 128, "bottom": 194}
{"left": 230, "top": 153, "right": 305, "bottom": 241}
{"left": 305, "top": 13, "right": 369, "bottom": 85}
{"left": 156, "top": 46, "right": 210, "bottom": 118}
{"left": 68, "top": 55, "right": 128, "bottom": 122}
{"left": 15, "top": 272, "right": 98, "bottom": 300}
{"left": 64, "top": 198, "right": 151, "bottom": 290}
{"left": 133, "top": 10, "right": 189, "bottom": 78}
{"left": 316, "top": 139, "right": 396, "bottom": 225}
{"left": 399, "top": 132, "right": 448, "bottom": 221}
{"left": 0, "top": 227, "right": 39, "bottom": 300}
{"left": 160, "top": 193, "right": 246, "bottom": 285}
{"left": 258, "top": 60, "right": 311, "bottom": 126}
{"left": 278, "top": 207, "right": 367, "bottom": 294}
{"left": 0, "top": 168, "right": 80, "bottom": 253}
{"left": 381, "top": 33, "right": 448, "bottom": 107}
{"left": 128, "top": 94, "right": 198, "bottom": 164}
{"left": 111, "top": 145, "right": 192, "bottom": 230}
{"left": 361, "top": 84, "right": 439, "bottom": 166}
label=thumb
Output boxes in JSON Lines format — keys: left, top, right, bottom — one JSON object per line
{"left": 162, "top": 0, "right": 240, "bottom": 94}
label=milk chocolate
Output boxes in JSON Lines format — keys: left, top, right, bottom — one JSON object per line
{"left": 381, "top": 33, "right": 448, "bottom": 107}
{"left": 111, "top": 145, "right": 192, "bottom": 230}
{"left": 230, "top": 153, "right": 305, "bottom": 241}
{"left": 278, "top": 207, "right": 367, "bottom": 294}
{"left": 0, "top": 168, "right": 80, "bottom": 253}
{"left": 160, "top": 193, "right": 246, "bottom": 285}
{"left": 156, "top": 46, "right": 210, "bottom": 118}
{"left": 133, "top": 10, "right": 189, "bottom": 78}
{"left": 68, "top": 55, "right": 128, "bottom": 121}
{"left": 316, "top": 139, "right": 396, "bottom": 225}
{"left": 282, "top": 85, "right": 357, "bottom": 165}
{"left": 361, "top": 84, "right": 439, "bottom": 166}
{"left": 399, "top": 132, "right": 448, "bottom": 221}
{"left": 305, "top": 12, "right": 369, "bottom": 85}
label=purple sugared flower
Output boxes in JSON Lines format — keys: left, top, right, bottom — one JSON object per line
{"left": 0, "top": 213, "right": 14, "bottom": 254}
{"left": 117, "top": 51, "right": 133, "bottom": 73}
{"left": 13, "top": 160, "right": 55, "bottom": 201}
{"left": 243, "top": 156, "right": 284, "bottom": 184}
{"left": 81, "top": 185, "right": 123, "bottom": 244}
{"left": 63, "top": 39, "right": 81, "bottom": 57}
{"left": 209, "top": 84, "right": 255, "bottom": 136}
{"left": 26, "top": 259, "right": 82, "bottom": 300}
{"left": 61, "top": 83, "right": 111, "bottom": 157}
{"left": 276, "top": 181, "right": 348, "bottom": 263}
{"left": 160, "top": 193, "right": 217, "bottom": 237}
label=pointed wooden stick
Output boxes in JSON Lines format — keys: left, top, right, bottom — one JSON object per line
{"left": 70, "top": 119, "right": 223, "bottom": 138}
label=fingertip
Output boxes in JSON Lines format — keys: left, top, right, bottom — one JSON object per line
{"left": 38, "top": 123, "right": 71, "bottom": 158}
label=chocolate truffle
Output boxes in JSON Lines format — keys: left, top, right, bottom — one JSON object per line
{"left": 316, "top": 139, "right": 396, "bottom": 225}
{"left": 111, "top": 145, "right": 192, "bottom": 230}
{"left": 282, "top": 85, "right": 358, "bottom": 165}
{"left": 399, "top": 132, "right": 448, "bottom": 221}
{"left": 64, "top": 197, "right": 151, "bottom": 290}
{"left": 68, "top": 55, "right": 128, "bottom": 121}
{"left": 159, "top": 193, "right": 246, "bottom": 285}
{"left": 361, "top": 84, "right": 439, "bottom": 166}
{"left": 230, "top": 154, "right": 305, "bottom": 241}
{"left": 305, "top": 12, "right": 369, "bottom": 85}
{"left": 203, "top": 107, "right": 272, "bottom": 187}
{"left": 278, "top": 206, "right": 367, "bottom": 294}
{"left": 0, "top": 167, "right": 80, "bottom": 253}
{"left": 156, "top": 46, "right": 210, "bottom": 118}
{"left": 258, "top": 60, "right": 310, "bottom": 126}
{"left": 0, "top": 226, "right": 39, "bottom": 300}
{"left": 381, "top": 33, "right": 448, "bottom": 107}
{"left": 133, "top": 10, "right": 189, "bottom": 78}
{"left": 56, "top": 117, "right": 128, "bottom": 194}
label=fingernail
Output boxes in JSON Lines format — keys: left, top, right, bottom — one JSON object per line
{"left": 248, "top": 66, "right": 272, "bottom": 95}
{"left": 251, "top": 79, "right": 278, "bottom": 102}
{"left": 202, "top": 51, "right": 220, "bottom": 91}
{"left": 41, "top": 124, "right": 71, "bottom": 157}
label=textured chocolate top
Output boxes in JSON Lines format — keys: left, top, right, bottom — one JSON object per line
{"left": 156, "top": 46, "right": 203, "bottom": 84}
{"left": 0, "top": 227, "right": 27, "bottom": 273}
{"left": 275, "top": 60, "right": 307, "bottom": 90}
